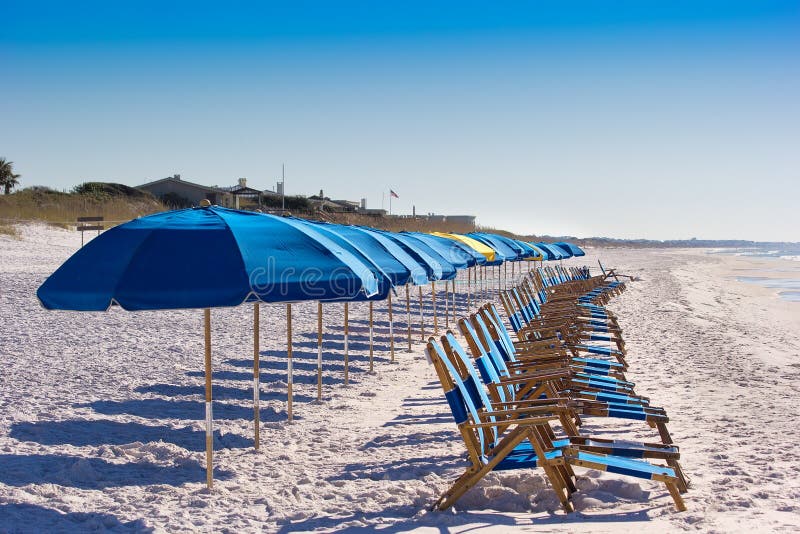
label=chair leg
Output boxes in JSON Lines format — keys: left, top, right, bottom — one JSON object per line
{"left": 656, "top": 422, "right": 673, "bottom": 445}
{"left": 541, "top": 462, "right": 574, "bottom": 513}
{"left": 433, "top": 464, "right": 499, "bottom": 512}
{"left": 669, "top": 459, "right": 689, "bottom": 493}
{"left": 557, "top": 464, "right": 577, "bottom": 493}
{"left": 665, "top": 480, "right": 687, "bottom": 511}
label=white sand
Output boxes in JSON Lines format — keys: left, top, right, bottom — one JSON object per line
{"left": 1, "top": 224, "right": 799, "bottom": 533}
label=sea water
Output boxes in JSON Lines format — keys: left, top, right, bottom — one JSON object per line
{"left": 709, "top": 245, "right": 800, "bottom": 302}
{"left": 736, "top": 277, "right": 800, "bottom": 302}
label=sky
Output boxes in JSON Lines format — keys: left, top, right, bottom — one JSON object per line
{"left": 2, "top": 1, "right": 799, "bottom": 241}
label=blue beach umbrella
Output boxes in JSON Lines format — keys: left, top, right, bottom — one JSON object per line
{"left": 545, "top": 242, "right": 572, "bottom": 259}
{"left": 466, "top": 233, "right": 515, "bottom": 263}
{"left": 408, "top": 232, "right": 485, "bottom": 268}
{"left": 492, "top": 237, "right": 542, "bottom": 284}
{"left": 464, "top": 233, "right": 518, "bottom": 299}
{"left": 381, "top": 231, "right": 456, "bottom": 281}
{"left": 528, "top": 243, "right": 552, "bottom": 261}
{"left": 297, "top": 219, "right": 436, "bottom": 378}
{"left": 353, "top": 227, "right": 445, "bottom": 350}
{"left": 330, "top": 224, "right": 435, "bottom": 354}
{"left": 36, "top": 205, "right": 382, "bottom": 488}
{"left": 553, "top": 242, "right": 586, "bottom": 257}
{"left": 487, "top": 234, "right": 533, "bottom": 260}
{"left": 38, "top": 207, "right": 380, "bottom": 310}
{"left": 405, "top": 231, "right": 480, "bottom": 328}
{"left": 281, "top": 218, "right": 401, "bottom": 388}
{"left": 291, "top": 219, "right": 395, "bottom": 299}
{"left": 379, "top": 231, "right": 460, "bottom": 337}
{"left": 536, "top": 242, "right": 568, "bottom": 261}
{"left": 510, "top": 239, "right": 543, "bottom": 260}
{"left": 350, "top": 227, "right": 430, "bottom": 287}
{"left": 401, "top": 232, "right": 469, "bottom": 270}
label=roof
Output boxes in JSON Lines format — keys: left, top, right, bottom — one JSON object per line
{"left": 226, "top": 186, "right": 263, "bottom": 196}
{"left": 136, "top": 176, "right": 229, "bottom": 194}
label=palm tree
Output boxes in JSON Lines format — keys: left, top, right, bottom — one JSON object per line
{"left": 0, "top": 158, "right": 21, "bottom": 194}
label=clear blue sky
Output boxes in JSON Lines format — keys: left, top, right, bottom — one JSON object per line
{"left": 2, "top": 1, "right": 798, "bottom": 241}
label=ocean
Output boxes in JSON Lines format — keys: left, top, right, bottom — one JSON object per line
{"left": 708, "top": 244, "right": 800, "bottom": 302}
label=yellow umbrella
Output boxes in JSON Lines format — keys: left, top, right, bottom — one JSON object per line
{"left": 430, "top": 232, "right": 496, "bottom": 262}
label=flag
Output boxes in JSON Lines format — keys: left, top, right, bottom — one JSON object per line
{"left": 390, "top": 189, "right": 399, "bottom": 199}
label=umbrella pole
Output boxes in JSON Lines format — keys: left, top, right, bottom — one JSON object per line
{"left": 467, "top": 267, "right": 471, "bottom": 311}
{"left": 388, "top": 291, "right": 395, "bottom": 362}
{"left": 505, "top": 262, "right": 508, "bottom": 289}
{"left": 451, "top": 280, "right": 457, "bottom": 323}
{"left": 480, "top": 265, "right": 484, "bottom": 300}
{"left": 344, "top": 302, "right": 349, "bottom": 385}
{"left": 431, "top": 281, "right": 439, "bottom": 335}
{"left": 317, "top": 301, "right": 323, "bottom": 403}
{"left": 477, "top": 265, "right": 481, "bottom": 300}
{"left": 287, "top": 303, "right": 293, "bottom": 422}
{"left": 253, "top": 302, "right": 260, "bottom": 450}
{"left": 203, "top": 308, "right": 213, "bottom": 489}
{"left": 418, "top": 286, "right": 425, "bottom": 341}
{"left": 405, "top": 285, "right": 412, "bottom": 352}
{"left": 475, "top": 266, "right": 486, "bottom": 302}
{"left": 369, "top": 301, "right": 374, "bottom": 372}
{"left": 444, "top": 279, "right": 449, "bottom": 329}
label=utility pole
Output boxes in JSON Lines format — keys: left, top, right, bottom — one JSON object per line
{"left": 281, "top": 163, "right": 285, "bottom": 211}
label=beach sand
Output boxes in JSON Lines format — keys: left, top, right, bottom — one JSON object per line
{"left": 1, "top": 224, "right": 799, "bottom": 532}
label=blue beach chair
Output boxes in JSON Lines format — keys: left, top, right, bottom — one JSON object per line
{"left": 427, "top": 337, "right": 688, "bottom": 512}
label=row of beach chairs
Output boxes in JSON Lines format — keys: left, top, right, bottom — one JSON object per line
{"left": 425, "top": 265, "right": 688, "bottom": 513}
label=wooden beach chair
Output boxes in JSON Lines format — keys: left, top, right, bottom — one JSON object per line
{"left": 443, "top": 329, "right": 688, "bottom": 492}
{"left": 428, "top": 337, "right": 688, "bottom": 512}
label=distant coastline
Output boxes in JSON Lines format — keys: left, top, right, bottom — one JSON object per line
{"left": 2, "top": 182, "right": 797, "bottom": 250}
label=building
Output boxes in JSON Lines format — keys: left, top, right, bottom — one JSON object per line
{"left": 137, "top": 178, "right": 474, "bottom": 224}
{"left": 307, "top": 189, "right": 359, "bottom": 213}
{"left": 219, "top": 178, "right": 276, "bottom": 209}
{"left": 137, "top": 175, "right": 235, "bottom": 208}
{"left": 393, "top": 213, "right": 476, "bottom": 226}
{"left": 436, "top": 214, "right": 476, "bottom": 226}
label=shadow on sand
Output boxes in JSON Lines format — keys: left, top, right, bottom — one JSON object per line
{"left": 80, "top": 398, "right": 288, "bottom": 422}
{"left": 0, "top": 453, "right": 231, "bottom": 489}
{"left": 0, "top": 503, "right": 152, "bottom": 533}
{"left": 10, "top": 419, "right": 253, "bottom": 452}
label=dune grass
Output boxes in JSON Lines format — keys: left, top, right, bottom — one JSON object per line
{"left": 0, "top": 186, "right": 167, "bottom": 229}
{"left": 323, "top": 211, "right": 478, "bottom": 235}
{"left": 0, "top": 183, "right": 546, "bottom": 242}
{"left": 0, "top": 223, "right": 19, "bottom": 238}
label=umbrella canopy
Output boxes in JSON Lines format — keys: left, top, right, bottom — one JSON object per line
{"left": 436, "top": 236, "right": 488, "bottom": 267}
{"left": 553, "top": 241, "right": 586, "bottom": 257}
{"left": 512, "top": 239, "right": 544, "bottom": 261}
{"left": 528, "top": 243, "right": 552, "bottom": 261}
{"left": 536, "top": 242, "right": 568, "bottom": 260}
{"left": 485, "top": 234, "right": 537, "bottom": 260}
{"left": 381, "top": 231, "right": 457, "bottom": 281}
{"left": 404, "top": 232, "right": 474, "bottom": 269}
{"left": 430, "top": 232, "right": 493, "bottom": 263}
{"left": 37, "top": 206, "right": 381, "bottom": 311}
{"left": 348, "top": 227, "right": 430, "bottom": 286}
{"left": 290, "top": 219, "right": 399, "bottom": 299}
{"left": 466, "top": 233, "right": 515, "bottom": 264}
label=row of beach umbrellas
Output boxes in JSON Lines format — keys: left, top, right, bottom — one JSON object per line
{"left": 36, "top": 204, "right": 586, "bottom": 488}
